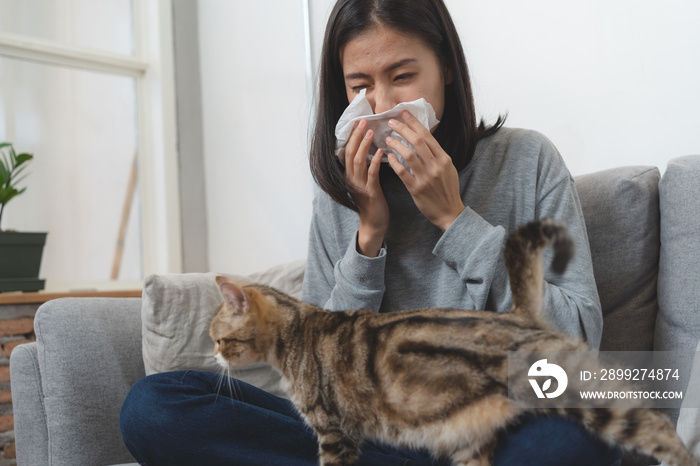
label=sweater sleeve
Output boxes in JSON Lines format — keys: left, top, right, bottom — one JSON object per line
{"left": 434, "top": 137, "right": 602, "bottom": 349}
{"left": 432, "top": 207, "right": 507, "bottom": 310}
{"left": 301, "top": 193, "right": 387, "bottom": 312}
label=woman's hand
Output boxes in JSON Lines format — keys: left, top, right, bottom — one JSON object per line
{"left": 385, "top": 111, "right": 465, "bottom": 232}
{"left": 342, "top": 119, "right": 389, "bottom": 257}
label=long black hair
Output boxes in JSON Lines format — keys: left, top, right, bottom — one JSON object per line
{"left": 310, "top": 0, "right": 505, "bottom": 212}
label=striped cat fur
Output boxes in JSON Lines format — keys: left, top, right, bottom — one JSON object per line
{"left": 210, "top": 219, "right": 697, "bottom": 466}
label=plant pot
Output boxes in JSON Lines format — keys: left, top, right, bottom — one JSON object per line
{"left": 0, "top": 231, "right": 47, "bottom": 293}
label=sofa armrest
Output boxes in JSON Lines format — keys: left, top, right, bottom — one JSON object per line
{"left": 10, "top": 342, "right": 49, "bottom": 466}
{"left": 16, "top": 297, "right": 145, "bottom": 466}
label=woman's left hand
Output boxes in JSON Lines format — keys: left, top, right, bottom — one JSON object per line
{"left": 385, "top": 110, "right": 465, "bottom": 231}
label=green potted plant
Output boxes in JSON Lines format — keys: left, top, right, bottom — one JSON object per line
{"left": 0, "top": 142, "right": 47, "bottom": 292}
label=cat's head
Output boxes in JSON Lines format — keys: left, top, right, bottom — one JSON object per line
{"left": 209, "top": 276, "right": 278, "bottom": 370}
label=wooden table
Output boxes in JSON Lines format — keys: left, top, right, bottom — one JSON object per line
{"left": 0, "top": 289, "right": 142, "bottom": 306}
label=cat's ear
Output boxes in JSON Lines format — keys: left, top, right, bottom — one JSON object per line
{"left": 216, "top": 276, "right": 249, "bottom": 313}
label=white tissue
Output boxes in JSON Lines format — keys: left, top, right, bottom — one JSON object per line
{"left": 334, "top": 89, "right": 440, "bottom": 171}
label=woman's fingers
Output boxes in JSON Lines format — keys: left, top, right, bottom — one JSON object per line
{"left": 384, "top": 111, "right": 465, "bottom": 231}
{"left": 367, "top": 148, "right": 383, "bottom": 191}
{"left": 388, "top": 112, "right": 434, "bottom": 161}
{"left": 341, "top": 118, "right": 378, "bottom": 195}
{"left": 354, "top": 148, "right": 390, "bottom": 256}
{"left": 384, "top": 136, "right": 423, "bottom": 178}
{"left": 353, "top": 128, "right": 374, "bottom": 183}
{"left": 399, "top": 110, "right": 454, "bottom": 166}
{"left": 344, "top": 119, "right": 366, "bottom": 175}
{"left": 386, "top": 152, "right": 413, "bottom": 188}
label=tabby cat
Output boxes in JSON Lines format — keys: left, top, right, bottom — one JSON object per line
{"left": 209, "top": 220, "right": 697, "bottom": 466}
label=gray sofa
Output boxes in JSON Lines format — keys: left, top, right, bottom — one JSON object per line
{"left": 10, "top": 155, "right": 700, "bottom": 466}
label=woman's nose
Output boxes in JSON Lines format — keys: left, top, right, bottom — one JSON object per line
{"left": 367, "top": 89, "right": 395, "bottom": 115}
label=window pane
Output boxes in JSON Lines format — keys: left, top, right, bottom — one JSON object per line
{"left": 0, "top": 0, "right": 134, "bottom": 56}
{"left": 0, "top": 56, "right": 141, "bottom": 288}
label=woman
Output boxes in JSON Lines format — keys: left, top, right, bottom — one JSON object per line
{"left": 120, "top": 0, "right": 620, "bottom": 464}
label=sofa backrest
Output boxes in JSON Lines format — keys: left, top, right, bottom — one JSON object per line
{"left": 143, "top": 165, "right": 668, "bottom": 366}
{"left": 575, "top": 166, "right": 661, "bottom": 351}
{"left": 655, "top": 155, "right": 700, "bottom": 354}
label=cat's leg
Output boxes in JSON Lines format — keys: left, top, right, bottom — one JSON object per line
{"left": 451, "top": 450, "right": 491, "bottom": 466}
{"left": 314, "top": 426, "right": 361, "bottom": 466}
{"left": 450, "top": 436, "right": 496, "bottom": 466}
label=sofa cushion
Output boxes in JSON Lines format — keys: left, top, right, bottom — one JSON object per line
{"left": 141, "top": 259, "right": 305, "bottom": 398}
{"left": 574, "top": 166, "right": 660, "bottom": 351}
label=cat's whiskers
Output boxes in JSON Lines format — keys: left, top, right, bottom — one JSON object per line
{"left": 228, "top": 367, "right": 246, "bottom": 404}
{"left": 210, "top": 360, "right": 246, "bottom": 407}
{"left": 212, "top": 366, "right": 228, "bottom": 406}
{"left": 225, "top": 367, "right": 236, "bottom": 405}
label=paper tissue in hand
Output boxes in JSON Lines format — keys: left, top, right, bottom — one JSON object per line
{"left": 334, "top": 89, "right": 440, "bottom": 171}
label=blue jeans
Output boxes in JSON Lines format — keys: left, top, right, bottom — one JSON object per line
{"left": 120, "top": 371, "right": 622, "bottom": 466}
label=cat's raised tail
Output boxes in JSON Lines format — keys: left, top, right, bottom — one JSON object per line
{"left": 505, "top": 219, "right": 574, "bottom": 324}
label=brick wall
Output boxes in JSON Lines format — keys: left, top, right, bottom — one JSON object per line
{"left": 0, "top": 306, "right": 38, "bottom": 466}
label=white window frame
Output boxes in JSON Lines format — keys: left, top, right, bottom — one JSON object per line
{"left": 0, "top": 0, "right": 183, "bottom": 277}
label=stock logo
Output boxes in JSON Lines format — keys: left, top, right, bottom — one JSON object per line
{"left": 528, "top": 359, "right": 568, "bottom": 399}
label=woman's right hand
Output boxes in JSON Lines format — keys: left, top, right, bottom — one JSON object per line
{"left": 343, "top": 119, "right": 389, "bottom": 257}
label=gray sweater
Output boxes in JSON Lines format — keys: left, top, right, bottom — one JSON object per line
{"left": 301, "top": 127, "right": 602, "bottom": 349}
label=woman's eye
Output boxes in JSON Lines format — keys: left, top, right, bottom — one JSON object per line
{"left": 395, "top": 73, "right": 415, "bottom": 82}
{"left": 352, "top": 85, "right": 368, "bottom": 93}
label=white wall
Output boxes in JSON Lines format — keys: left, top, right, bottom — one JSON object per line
{"left": 199, "top": 0, "right": 700, "bottom": 274}
{"left": 198, "top": 1, "right": 314, "bottom": 275}
{"left": 448, "top": 0, "right": 700, "bottom": 176}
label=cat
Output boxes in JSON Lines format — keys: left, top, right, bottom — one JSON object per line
{"left": 209, "top": 219, "right": 697, "bottom": 466}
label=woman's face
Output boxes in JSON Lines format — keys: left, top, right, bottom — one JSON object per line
{"left": 340, "top": 25, "right": 452, "bottom": 120}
